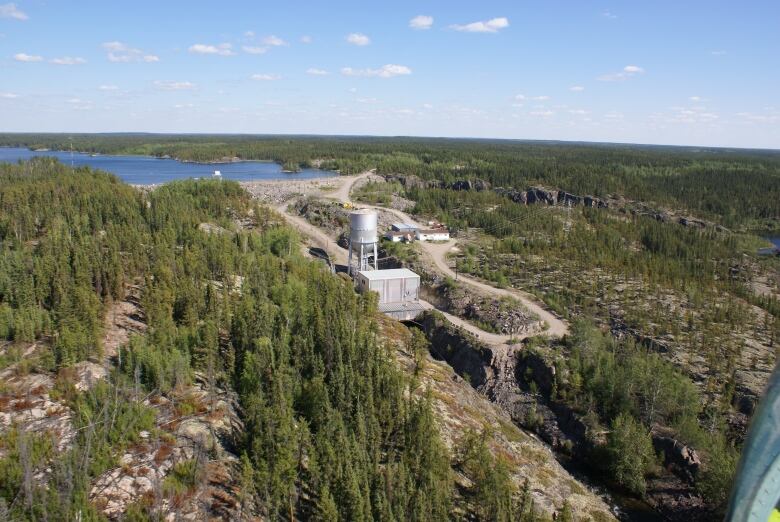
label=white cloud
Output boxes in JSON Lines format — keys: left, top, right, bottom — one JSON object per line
{"left": 242, "top": 46, "right": 268, "bottom": 55}
{"left": 450, "top": 17, "right": 509, "bottom": 33}
{"left": 516, "top": 94, "right": 549, "bottom": 101}
{"left": 14, "top": 52, "right": 42, "bottom": 62}
{"left": 348, "top": 87, "right": 358, "bottom": 93}
{"left": 736, "top": 110, "right": 779, "bottom": 124}
{"left": 711, "top": 50, "right": 727, "bottom": 56}
{"left": 569, "top": 85, "right": 585, "bottom": 92}
{"left": 306, "top": 68, "right": 328, "bottom": 76}
{"left": 602, "top": 10, "right": 617, "bottom": 19}
{"left": 251, "top": 73, "right": 282, "bottom": 81}
{"left": 569, "top": 109, "right": 589, "bottom": 115}
{"left": 50, "top": 56, "right": 86, "bottom": 65}
{"left": 103, "top": 41, "right": 159, "bottom": 63}
{"left": 67, "top": 98, "right": 93, "bottom": 110}
{"left": 98, "top": 84, "right": 119, "bottom": 91}
{"left": 341, "top": 64, "right": 412, "bottom": 78}
{"left": 301, "top": 35, "right": 312, "bottom": 44}
{"left": 530, "top": 110, "right": 554, "bottom": 117}
{"left": 689, "top": 96, "right": 703, "bottom": 102}
{"left": 598, "top": 64, "right": 645, "bottom": 81}
{"left": 262, "top": 35, "right": 287, "bottom": 46}
{"left": 663, "top": 105, "right": 719, "bottom": 124}
{"left": 0, "top": 3, "right": 27, "bottom": 20}
{"left": 409, "top": 15, "right": 433, "bottom": 30}
{"left": 346, "top": 33, "right": 370, "bottom": 46}
{"left": 154, "top": 80, "right": 195, "bottom": 91}
{"left": 189, "top": 43, "right": 234, "bottom": 56}
{"left": 244, "top": 31, "right": 255, "bottom": 39}
{"left": 0, "top": 91, "right": 19, "bottom": 98}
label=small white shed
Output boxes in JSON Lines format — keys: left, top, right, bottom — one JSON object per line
{"left": 416, "top": 228, "right": 450, "bottom": 241}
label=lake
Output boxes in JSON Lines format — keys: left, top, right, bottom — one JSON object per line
{"left": 0, "top": 147, "right": 337, "bottom": 185}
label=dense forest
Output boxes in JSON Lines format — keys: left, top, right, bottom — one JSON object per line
{"left": 0, "top": 135, "right": 778, "bottom": 519}
{"left": 1, "top": 133, "right": 779, "bottom": 230}
{"left": 0, "top": 159, "right": 548, "bottom": 520}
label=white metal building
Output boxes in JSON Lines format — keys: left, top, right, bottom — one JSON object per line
{"left": 356, "top": 268, "right": 423, "bottom": 320}
{"left": 416, "top": 228, "right": 450, "bottom": 241}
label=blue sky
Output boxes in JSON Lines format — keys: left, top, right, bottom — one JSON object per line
{"left": 1, "top": 0, "right": 778, "bottom": 148}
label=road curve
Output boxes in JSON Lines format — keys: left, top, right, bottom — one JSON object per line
{"left": 342, "top": 176, "right": 569, "bottom": 339}
{"left": 272, "top": 170, "right": 567, "bottom": 344}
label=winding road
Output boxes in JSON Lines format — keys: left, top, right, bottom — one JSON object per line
{"left": 272, "top": 170, "right": 569, "bottom": 344}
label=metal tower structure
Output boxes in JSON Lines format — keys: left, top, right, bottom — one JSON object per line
{"left": 348, "top": 209, "right": 378, "bottom": 276}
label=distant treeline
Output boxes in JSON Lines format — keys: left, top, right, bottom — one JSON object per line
{"left": 1, "top": 133, "right": 778, "bottom": 228}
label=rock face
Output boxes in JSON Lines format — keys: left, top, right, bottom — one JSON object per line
{"left": 89, "top": 377, "right": 245, "bottom": 520}
{"left": 448, "top": 179, "right": 492, "bottom": 191}
{"left": 384, "top": 316, "right": 616, "bottom": 521}
{"left": 424, "top": 282, "right": 541, "bottom": 336}
{"left": 651, "top": 428, "right": 702, "bottom": 484}
{"left": 383, "top": 174, "right": 491, "bottom": 192}
{"left": 416, "top": 311, "right": 711, "bottom": 521}
{"left": 497, "top": 186, "right": 609, "bottom": 208}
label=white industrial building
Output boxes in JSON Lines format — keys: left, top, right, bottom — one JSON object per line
{"left": 356, "top": 268, "right": 424, "bottom": 321}
{"left": 416, "top": 228, "right": 450, "bottom": 241}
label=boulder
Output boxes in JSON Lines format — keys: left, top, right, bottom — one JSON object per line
{"left": 652, "top": 432, "right": 701, "bottom": 483}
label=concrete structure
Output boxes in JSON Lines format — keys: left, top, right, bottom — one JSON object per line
{"left": 391, "top": 222, "right": 418, "bottom": 232}
{"left": 356, "top": 268, "right": 422, "bottom": 320}
{"left": 416, "top": 228, "right": 450, "bottom": 241}
{"left": 348, "top": 209, "right": 378, "bottom": 276}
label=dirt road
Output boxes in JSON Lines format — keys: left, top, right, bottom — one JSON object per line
{"left": 346, "top": 184, "right": 569, "bottom": 338}
{"left": 269, "top": 169, "right": 567, "bottom": 344}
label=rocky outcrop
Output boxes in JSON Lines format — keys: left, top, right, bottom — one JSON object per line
{"left": 448, "top": 179, "right": 491, "bottom": 191}
{"left": 416, "top": 312, "right": 584, "bottom": 451}
{"left": 415, "top": 312, "right": 708, "bottom": 520}
{"left": 497, "top": 186, "right": 608, "bottom": 208}
{"left": 651, "top": 428, "right": 702, "bottom": 484}
{"left": 384, "top": 317, "right": 616, "bottom": 521}
{"left": 424, "top": 282, "right": 540, "bottom": 336}
{"left": 383, "top": 174, "right": 491, "bottom": 192}
{"left": 416, "top": 311, "right": 493, "bottom": 387}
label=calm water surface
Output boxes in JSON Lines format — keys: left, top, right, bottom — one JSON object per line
{"left": 0, "top": 147, "right": 337, "bottom": 184}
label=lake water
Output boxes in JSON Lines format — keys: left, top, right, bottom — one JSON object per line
{"left": 769, "top": 237, "right": 780, "bottom": 249}
{"left": 0, "top": 147, "right": 337, "bottom": 185}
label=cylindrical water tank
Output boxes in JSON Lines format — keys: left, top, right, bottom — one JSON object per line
{"left": 350, "top": 209, "right": 378, "bottom": 246}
